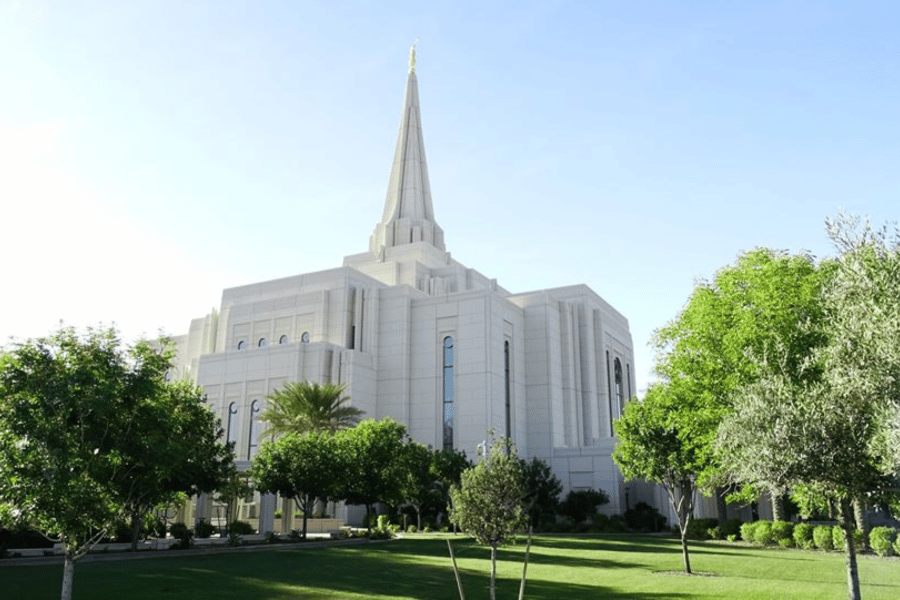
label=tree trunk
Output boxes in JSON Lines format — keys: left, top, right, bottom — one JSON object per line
{"left": 416, "top": 506, "right": 422, "bottom": 531}
{"left": 61, "top": 548, "right": 76, "bottom": 600}
{"left": 490, "top": 543, "right": 497, "bottom": 600}
{"left": 853, "top": 498, "right": 869, "bottom": 553}
{"left": 680, "top": 527, "right": 692, "bottom": 574}
{"left": 130, "top": 511, "right": 142, "bottom": 551}
{"left": 771, "top": 492, "right": 785, "bottom": 522}
{"left": 840, "top": 498, "right": 862, "bottom": 600}
{"left": 715, "top": 487, "right": 728, "bottom": 526}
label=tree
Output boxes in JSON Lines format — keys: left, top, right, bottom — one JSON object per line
{"left": 251, "top": 431, "right": 341, "bottom": 539}
{"left": 557, "top": 488, "right": 609, "bottom": 525}
{"left": 449, "top": 436, "right": 527, "bottom": 600}
{"left": 116, "top": 379, "right": 235, "bottom": 550}
{"left": 399, "top": 441, "right": 439, "bottom": 531}
{"left": 259, "top": 381, "right": 363, "bottom": 437}
{"left": 429, "top": 447, "right": 472, "bottom": 527}
{"left": 336, "top": 418, "right": 408, "bottom": 531}
{"left": 614, "top": 381, "right": 714, "bottom": 574}
{"left": 520, "top": 457, "right": 562, "bottom": 530}
{"left": 653, "top": 248, "right": 831, "bottom": 519}
{"left": 0, "top": 327, "right": 230, "bottom": 600}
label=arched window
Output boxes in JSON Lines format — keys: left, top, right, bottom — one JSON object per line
{"left": 227, "top": 402, "right": 239, "bottom": 445}
{"left": 504, "top": 341, "right": 511, "bottom": 440}
{"left": 301, "top": 332, "right": 310, "bottom": 343}
{"left": 279, "top": 334, "right": 289, "bottom": 344}
{"left": 614, "top": 358, "right": 624, "bottom": 416}
{"left": 237, "top": 340, "right": 246, "bottom": 350}
{"left": 258, "top": 338, "right": 268, "bottom": 347}
{"left": 247, "top": 400, "right": 261, "bottom": 459}
{"left": 442, "top": 336, "right": 454, "bottom": 451}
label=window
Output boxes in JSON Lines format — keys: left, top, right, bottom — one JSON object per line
{"left": 614, "top": 358, "right": 624, "bottom": 416}
{"left": 247, "top": 400, "right": 261, "bottom": 459}
{"left": 237, "top": 340, "right": 246, "bottom": 350}
{"left": 279, "top": 334, "right": 289, "bottom": 344}
{"left": 504, "top": 341, "right": 511, "bottom": 440}
{"left": 442, "top": 336, "right": 454, "bottom": 451}
{"left": 227, "top": 402, "right": 239, "bottom": 444}
{"left": 258, "top": 337, "right": 268, "bottom": 347}
{"left": 164, "top": 370, "right": 172, "bottom": 382}
{"left": 301, "top": 332, "right": 310, "bottom": 343}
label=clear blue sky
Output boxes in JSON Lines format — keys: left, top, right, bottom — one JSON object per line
{"left": 2, "top": 1, "right": 898, "bottom": 394}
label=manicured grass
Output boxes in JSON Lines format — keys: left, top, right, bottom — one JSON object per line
{"left": 1, "top": 534, "right": 898, "bottom": 600}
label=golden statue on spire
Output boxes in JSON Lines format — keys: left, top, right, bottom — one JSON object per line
{"left": 409, "top": 37, "right": 419, "bottom": 73}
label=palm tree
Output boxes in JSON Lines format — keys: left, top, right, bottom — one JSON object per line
{"left": 259, "top": 381, "right": 363, "bottom": 437}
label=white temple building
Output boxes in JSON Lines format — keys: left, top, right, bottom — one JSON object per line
{"left": 170, "top": 49, "right": 640, "bottom": 529}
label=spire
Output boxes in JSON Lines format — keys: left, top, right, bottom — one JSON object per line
{"left": 370, "top": 42, "right": 445, "bottom": 254}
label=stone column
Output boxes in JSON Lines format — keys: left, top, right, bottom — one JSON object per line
{"left": 259, "top": 493, "right": 276, "bottom": 534}
{"left": 281, "top": 497, "right": 294, "bottom": 534}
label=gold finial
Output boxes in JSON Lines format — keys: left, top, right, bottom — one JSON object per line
{"left": 409, "top": 37, "right": 419, "bottom": 73}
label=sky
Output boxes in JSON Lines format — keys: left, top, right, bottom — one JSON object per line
{"left": 1, "top": 0, "right": 898, "bottom": 394}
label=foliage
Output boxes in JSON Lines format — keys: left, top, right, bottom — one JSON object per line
{"left": 251, "top": 431, "right": 341, "bottom": 539}
{"left": 614, "top": 381, "right": 710, "bottom": 573}
{"left": 813, "top": 526, "right": 835, "bottom": 551}
{"left": 259, "top": 381, "right": 363, "bottom": 437}
{"left": 336, "top": 419, "right": 408, "bottom": 530}
{"left": 557, "top": 489, "right": 609, "bottom": 524}
{"left": 520, "top": 457, "right": 562, "bottom": 530}
{"left": 398, "top": 441, "right": 438, "bottom": 532}
{"left": 215, "top": 472, "right": 252, "bottom": 536}
{"left": 685, "top": 518, "right": 718, "bottom": 539}
{"left": 869, "top": 527, "right": 895, "bottom": 557}
{"left": 623, "top": 501, "right": 668, "bottom": 532}
{"left": 194, "top": 519, "right": 216, "bottom": 539}
{"left": 740, "top": 522, "right": 756, "bottom": 544}
{"left": 771, "top": 520, "right": 794, "bottom": 545}
{"left": 794, "top": 523, "right": 815, "bottom": 550}
{"left": 229, "top": 521, "right": 255, "bottom": 535}
{"left": 449, "top": 436, "right": 527, "bottom": 600}
{"left": 832, "top": 525, "right": 864, "bottom": 552}
{"left": 0, "top": 326, "right": 235, "bottom": 600}
{"left": 169, "top": 522, "right": 193, "bottom": 550}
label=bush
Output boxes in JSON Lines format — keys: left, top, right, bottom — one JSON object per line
{"left": 813, "top": 525, "right": 834, "bottom": 551}
{"left": 686, "top": 518, "right": 718, "bottom": 540}
{"left": 894, "top": 533, "right": 900, "bottom": 556}
{"left": 778, "top": 537, "right": 794, "bottom": 548}
{"left": 230, "top": 521, "right": 255, "bottom": 535}
{"left": 558, "top": 489, "right": 610, "bottom": 524}
{"left": 740, "top": 522, "right": 756, "bottom": 543}
{"left": 169, "top": 522, "right": 193, "bottom": 550}
{"left": 376, "top": 515, "right": 391, "bottom": 531}
{"left": 0, "top": 527, "right": 54, "bottom": 549}
{"left": 869, "top": 527, "right": 895, "bottom": 557}
{"left": 264, "top": 531, "right": 280, "bottom": 544}
{"left": 793, "top": 523, "right": 815, "bottom": 550}
{"left": 726, "top": 534, "right": 738, "bottom": 543}
{"left": 771, "top": 521, "right": 794, "bottom": 545}
{"left": 721, "top": 519, "right": 743, "bottom": 540}
{"left": 407, "top": 525, "right": 417, "bottom": 533}
{"left": 754, "top": 521, "right": 775, "bottom": 545}
{"left": 623, "top": 502, "right": 668, "bottom": 532}
{"left": 194, "top": 519, "right": 216, "bottom": 539}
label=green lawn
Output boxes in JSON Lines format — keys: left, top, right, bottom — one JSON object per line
{"left": 1, "top": 534, "right": 898, "bottom": 600}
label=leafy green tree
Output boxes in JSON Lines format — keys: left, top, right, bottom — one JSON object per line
{"left": 260, "top": 381, "right": 363, "bottom": 437}
{"left": 251, "top": 431, "right": 341, "bottom": 539}
{"left": 449, "top": 436, "right": 527, "bottom": 600}
{"left": 520, "top": 457, "right": 562, "bottom": 530}
{"left": 429, "top": 447, "right": 472, "bottom": 526}
{"left": 336, "top": 418, "right": 408, "bottom": 531}
{"left": 117, "top": 379, "right": 235, "bottom": 549}
{"left": 614, "top": 381, "right": 714, "bottom": 574}
{"left": 653, "top": 248, "right": 832, "bottom": 519}
{"left": 0, "top": 327, "right": 228, "bottom": 600}
{"left": 399, "top": 441, "right": 439, "bottom": 531}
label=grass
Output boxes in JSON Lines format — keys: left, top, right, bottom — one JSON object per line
{"left": 1, "top": 534, "right": 898, "bottom": 599}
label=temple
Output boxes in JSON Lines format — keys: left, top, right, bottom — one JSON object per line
{"left": 169, "top": 49, "right": 642, "bottom": 529}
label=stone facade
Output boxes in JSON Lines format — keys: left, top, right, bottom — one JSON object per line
{"left": 170, "top": 55, "right": 638, "bottom": 528}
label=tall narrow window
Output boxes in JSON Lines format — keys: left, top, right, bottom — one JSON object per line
{"left": 227, "top": 402, "right": 239, "bottom": 445}
{"left": 247, "top": 400, "right": 261, "bottom": 459}
{"left": 504, "top": 341, "right": 511, "bottom": 441}
{"left": 442, "top": 336, "right": 454, "bottom": 451}
{"left": 614, "top": 358, "right": 624, "bottom": 416}
{"left": 626, "top": 363, "right": 632, "bottom": 400}
{"left": 606, "top": 351, "right": 614, "bottom": 435}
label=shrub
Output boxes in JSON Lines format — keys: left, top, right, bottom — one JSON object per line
{"left": 894, "top": 533, "right": 900, "bottom": 556}
{"left": 778, "top": 537, "right": 794, "bottom": 548}
{"left": 228, "top": 532, "right": 244, "bottom": 547}
{"left": 726, "top": 534, "right": 738, "bottom": 543}
{"left": 706, "top": 526, "right": 722, "bottom": 540}
{"left": 287, "top": 530, "right": 303, "bottom": 542}
{"left": 721, "top": 519, "right": 743, "bottom": 540}
{"left": 194, "top": 519, "right": 216, "bottom": 539}
{"left": 813, "top": 525, "right": 834, "bottom": 551}
{"left": 376, "top": 515, "right": 391, "bottom": 531}
{"left": 869, "top": 527, "right": 895, "bottom": 557}
{"left": 407, "top": 524, "right": 417, "bottom": 533}
{"left": 686, "top": 518, "right": 718, "bottom": 540}
{"left": 230, "top": 521, "right": 255, "bottom": 536}
{"left": 793, "top": 523, "right": 815, "bottom": 550}
{"left": 558, "top": 489, "right": 610, "bottom": 524}
{"left": 623, "top": 502, "right": 668, "bottom": 532}
{"left": 754, "top": 521, "right": 775, "bottom": 545}
{"left": 770, "top": 521, "right": 794, "bottom": 545}
{"left": 264, "top": 531, "right": 280, "bottom": 544}
{"left": 740, "top": 522, "right": 756, "bottom": 543}
{"left": 169, "top": 522, "right": 193, "bottom": 550}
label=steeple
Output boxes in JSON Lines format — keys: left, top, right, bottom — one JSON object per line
{"left": 370, "top": 42, "right": 445, "bottom": 254}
